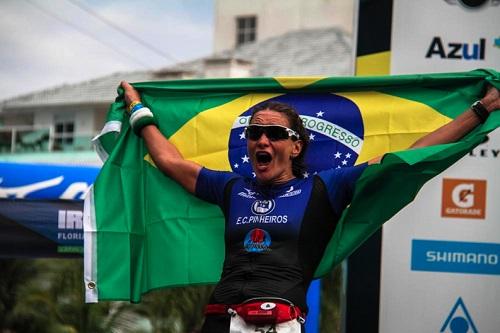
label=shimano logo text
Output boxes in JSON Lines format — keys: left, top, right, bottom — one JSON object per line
{"left": 427, "top": 251, "right": 498, "bottom": 265}
{"left": 412, "top": 239, "right": 500, "bottom": 275}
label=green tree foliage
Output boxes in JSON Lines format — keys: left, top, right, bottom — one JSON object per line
{"left": 1, "top": 258, "right": 343, "bottom": 333}
{"left": 0, "top": 259, "right": 59, "bottom": 332}
{"left": 0, "top": 259, "right": 112, "bottom": 333}
{"left": 0, "top": 258, "right": 214, "bottom": 333}
{"left": 140, "top": 285, "right": 214, "bottom": 333}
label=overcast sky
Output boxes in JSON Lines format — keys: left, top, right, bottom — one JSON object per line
{"left": 0, "top": 0, "right": 213, "bottom": 100}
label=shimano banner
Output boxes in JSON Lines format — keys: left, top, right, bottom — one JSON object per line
{"left": 380, "top": 1, "right": 500, "bottom": 332}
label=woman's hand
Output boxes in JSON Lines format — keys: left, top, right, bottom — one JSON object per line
{"left": 120, "top": 81, "right": 141, "bottom": 108}
{"left": 481, "top": 86, "right": 500, "bottom": 113}
{"left": 118, "top": 81, "right": 201, "bottom": 193}
{"left": 406, "top": 85, "right": 498, "bottom": 151}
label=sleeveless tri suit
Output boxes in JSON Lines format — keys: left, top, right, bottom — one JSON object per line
{"left": 195, "top": 163, "right": 367, "bottom": 332}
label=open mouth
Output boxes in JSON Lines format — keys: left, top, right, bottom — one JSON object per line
{"left": 256, "top": 151, "right": 272, "bottom": 165}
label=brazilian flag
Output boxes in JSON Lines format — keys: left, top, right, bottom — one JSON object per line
{"left": 84, "top": 69, "right": 499, "bottom": 302}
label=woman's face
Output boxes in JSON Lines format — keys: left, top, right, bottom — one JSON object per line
{"left": 247, "top": 109, "right": 303, "bottom": 185}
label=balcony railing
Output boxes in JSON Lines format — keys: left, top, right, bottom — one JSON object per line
{"left": 0, "top": 126, "right": 96, "bottom": 153}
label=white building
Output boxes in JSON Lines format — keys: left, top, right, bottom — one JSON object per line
{"left": 0, "top": 0, "right": 355, "bottom": 165}
{"left": 214, "top": 0, "right": 355, "bottom": 52}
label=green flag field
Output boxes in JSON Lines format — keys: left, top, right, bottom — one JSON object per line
{"left": 84, "top": 69, "right": 500, "bottom": 302}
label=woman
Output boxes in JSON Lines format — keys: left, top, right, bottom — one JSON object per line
{"left": 121, "top": 81, "right": 499, "bottom": 333}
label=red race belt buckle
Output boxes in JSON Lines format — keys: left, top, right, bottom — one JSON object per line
{"left": 235, "top": 301, "right": 304, "bottom": 325}
{"left": 204, "top": 300, "right": 306, "bottom": 325}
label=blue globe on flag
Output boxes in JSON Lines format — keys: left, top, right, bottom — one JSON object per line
{"left": 228, "top": 93, "right": 365, "bottom": 178}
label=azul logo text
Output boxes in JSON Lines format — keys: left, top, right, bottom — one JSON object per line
{"left": 426, "top": 37, "right": 485, "bottom": 60}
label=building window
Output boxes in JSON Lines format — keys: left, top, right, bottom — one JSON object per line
{"left": 236, "top": 16, "right": 257, "bottom": 46}
{"left": 54, "top": 115, "right": 75, "bottom": 149}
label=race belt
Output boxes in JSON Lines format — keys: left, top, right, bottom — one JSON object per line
{"left": 204, "top": 298, "right": 306, "bottom": 325}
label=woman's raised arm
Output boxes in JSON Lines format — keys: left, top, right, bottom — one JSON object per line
{"left": 121, "top": 81, "right": 202, "bottom": 194}
{"left": 369, "top": 86, "right": 499, "bottom": 164}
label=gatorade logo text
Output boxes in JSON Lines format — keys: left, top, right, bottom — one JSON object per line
{"left": 442, "top": 179, "right": 486, "bottom": 219}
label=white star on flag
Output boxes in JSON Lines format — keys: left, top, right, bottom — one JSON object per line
{"left": 345, "top": 153, "right": 351, "bottom": 159}
{"left": 336, "top": 165, "right": 341, "bottom": 169}
{"left": 239, "top": 131, "right": 245, "bottom": 139}
{"left": 252, "top": 172, "right": 256, "bottom": 178}
{"left": 334, "top": 152, "right": 342, "bottom": 159}
{"left": 342, "top": 160, "right": 348, "bottom": 165}
{"left": 316, "top": 111, "right": 324, "bottom": 117}
{"left": 234, "top": 163, "right": 239, "bottom": 168}
{"left": 303, "top": 172, "right": 309, "bottom": 178}
{"left": 309, "top": 133, "right": 315, "bottom": 140}
{"left": 242, "top": 155, "right": 250, "bottom": 163}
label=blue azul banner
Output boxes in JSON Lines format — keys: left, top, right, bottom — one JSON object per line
{"left": 0, "top": 162, "right": 99, "bottom": 200}
{"left": 412, "top": 239, "right": 500, "bottom": 275}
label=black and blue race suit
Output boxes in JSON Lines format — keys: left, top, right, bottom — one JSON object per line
{"left": 195, "top": 163, "right": 366, "bottom": 315}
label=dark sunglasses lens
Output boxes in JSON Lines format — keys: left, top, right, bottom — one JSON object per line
{"left": 246, "top": 126, "right": 289, "bottom": 141}
{"left": 246, "top": 126, "right": 264, "bottom": 140}
{"left": 265, "top": 126, "right": 289, "bottom": 140}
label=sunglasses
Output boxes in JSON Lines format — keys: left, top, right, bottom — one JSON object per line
{"left": 244, "top": 124, "right": 300, "bottom": 141}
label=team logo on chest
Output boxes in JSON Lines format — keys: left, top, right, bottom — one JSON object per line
{"left": 251, "top": 199, "right": 275, "bottom": 215}
{"left": 244, "top": 228, "right": 272, "bottom": 253}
